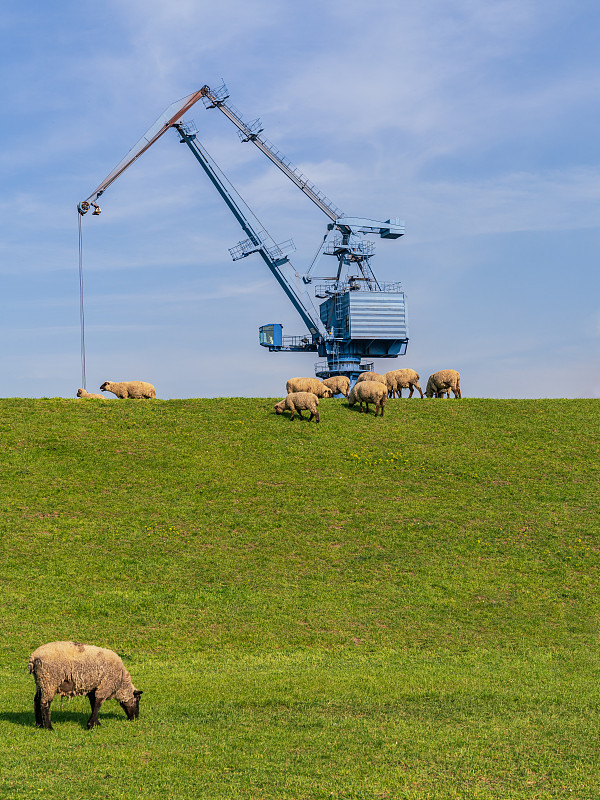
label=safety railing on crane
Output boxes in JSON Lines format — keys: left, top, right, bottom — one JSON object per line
{"left": 200, "top": 83, "right": 345, "bottom": 222}
{"left": 323, "top": 237, "right": 375, "bottom": 258}
{"left": 247, "top": 134, "right": 344, "bottom": 219}
{"left": 314, "top": 358, "right": 374, "bottom": 376}
{"left": 314, "top": 280, "right": 404, "bottom": 297}
{"left": 229, "top": 231, "right": 296, "bottom": 262}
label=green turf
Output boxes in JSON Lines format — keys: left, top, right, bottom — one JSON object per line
{"left": 0, "top": 397, "right": 598, "bottom": 798}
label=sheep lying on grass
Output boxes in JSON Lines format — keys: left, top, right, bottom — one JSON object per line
{"left": 348, "top": 380, "right": 388, "bottom": 416}
{"left": 76, "top": 388, "right": 105, "bottom": 400}
{"left": 425, "top": 369, "right": 461, "bottom": 398}
{"left": 29, "top": 641, "right": 142, "bottom": 730}
{"left": 355, "top": 371, "right": 388, "bottom": 387}
{"left": 385, "top": 369, "right": 423, "bottom": 399}
{"left": 285, "top": 377, "right": 333, "bottom": 398}
{"left": 100, "top": 381, "right": 155, "bottom": 399}
{"left": 322, "top": 375, "right": 351, "bottom": 398}
{"left": 275, "top": 391, "right": 320, "bottom": 422}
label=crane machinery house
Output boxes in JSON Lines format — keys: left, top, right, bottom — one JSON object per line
{"left": 78, "top": 84, "right": 409, "bottom": 381}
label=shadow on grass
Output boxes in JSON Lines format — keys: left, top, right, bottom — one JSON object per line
{"left": 0, "top": 709, "right": 123, "bottom": 729}
{"left": 0, "top": 711, "right": 33, "bottom": 727}
{"left": 343, "top": 403, "right": 381, "bottom": 415}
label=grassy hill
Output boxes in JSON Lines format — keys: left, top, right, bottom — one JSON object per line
{"left": 0, "top": 397, "right": 598, "bottom": 799}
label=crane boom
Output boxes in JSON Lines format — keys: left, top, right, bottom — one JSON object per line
{"left": 174, "top": 123, "right": 324, "bottom": 340}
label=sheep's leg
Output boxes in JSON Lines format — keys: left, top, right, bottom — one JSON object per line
{"left": 297, "top": 410, "right": 304, "bottom": 420}
{"left": 408, "top": 386, "right": 414, "bottom": 398}
{"left": 416, "top": 386, "right": 424, "bottom": 399}
{"left": 396, "top": 388, "right": 402, "bottom": 399}
{"left": 87, "top": 693, "right": 105, "bottom": 729}
{"left": 40, "top": 697, "right": 53, "bottom": 730}
{"left": 87, "top": 689, "right": 96, "bottom": 714}
{"left": 34, "top": 689, "right": 42, "bottom": 727}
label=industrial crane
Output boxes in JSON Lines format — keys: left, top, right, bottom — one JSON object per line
{"left": 78, "top": 84, "right": 409, "bottom": 381}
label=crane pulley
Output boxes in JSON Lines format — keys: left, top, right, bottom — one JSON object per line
{"left": 78, "top": 83, "right": 409, "bottom": 380}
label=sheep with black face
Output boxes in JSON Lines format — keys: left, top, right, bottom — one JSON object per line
{"left": 348, "top": 380, "right": 388, "bottom": 417}
{"left": 285, "top": 377, "right": 333, "bottom": 398}
{"left": 100, "top": 381, "right": 155, "bottom": 399}
{"left": 425, "top": 370, "right": 461, "bottom": 399}
{"left": 274, "top": 391, "right": 320, "bottom": 422}
{"left": 29, "top": 641, "right": 142, "bottom": 730}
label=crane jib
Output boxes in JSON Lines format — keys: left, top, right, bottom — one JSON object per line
{"left": 79, "top": 89, "right": 205, "bottom": 211}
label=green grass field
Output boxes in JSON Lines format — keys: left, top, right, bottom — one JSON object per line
{"left": 0, "top": 397, "right": 598, "bottom": 799}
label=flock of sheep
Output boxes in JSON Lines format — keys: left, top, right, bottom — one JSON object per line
{"left": 276, "top": 368, "right": 461, "bottom": 421}
{"left": 75, "top": 371, "right": 461, "bottom": 423}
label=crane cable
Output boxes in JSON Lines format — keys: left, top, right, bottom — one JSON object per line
{"left": 77, "top": 212, "right": 87, "bottom": 390}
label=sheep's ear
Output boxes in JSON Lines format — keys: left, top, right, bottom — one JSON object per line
{"left": 134, "top": 690, "right": 143, "bottom": 697}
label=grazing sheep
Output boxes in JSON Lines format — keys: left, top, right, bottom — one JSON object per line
{"left": 274, "top": 391, "right": 320, "bottom": 422}
{"left": 28, "top": 641, "right": 142, "bottom": 730}
{"left": 100, "top": 381, "right": 155, "bottom": 399}
{"left": 76, "top": 388, "right": 106, "bottom": 400}
{"left": 348, "top": 380, "right": 388, "bottom": 417}
{"left": 285, "top": 377, "right": 333, "bottom": 398}
{"left": 322, "top": 375, "right": 351, "bottom": 398}
{"left": 385, "top": 369, "right": 423, "bottom": 399}
{"left": 355, "top": 371, "right": 388, "bottom": 387}
{"left": 425, "top": 369, "right": 462, "bottom": 398}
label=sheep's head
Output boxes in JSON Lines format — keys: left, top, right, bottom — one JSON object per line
{"left": 76, "top": 388, "right": 84, "bottom": 397}
{"left": 99, "top": 382, "right": 110, "bottom": 392}
{"left": 323, "top": 387, "right": 334, "bottom": 398}
{"left": 274, "top": 400, "right": 285, "bottom": 415}
{"left": 120, "top": 689, "right": 143, "bottom": 720}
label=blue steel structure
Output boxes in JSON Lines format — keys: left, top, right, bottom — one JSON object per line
{"left": 198, "top": 84, "right": 409, "bottom": 381}
{"left": 78, "top": 84, "right": 409, "bottom": 382}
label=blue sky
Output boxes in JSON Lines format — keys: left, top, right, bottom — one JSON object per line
{"left": 1, "top": 0, "right": 599, "bottom": 398}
